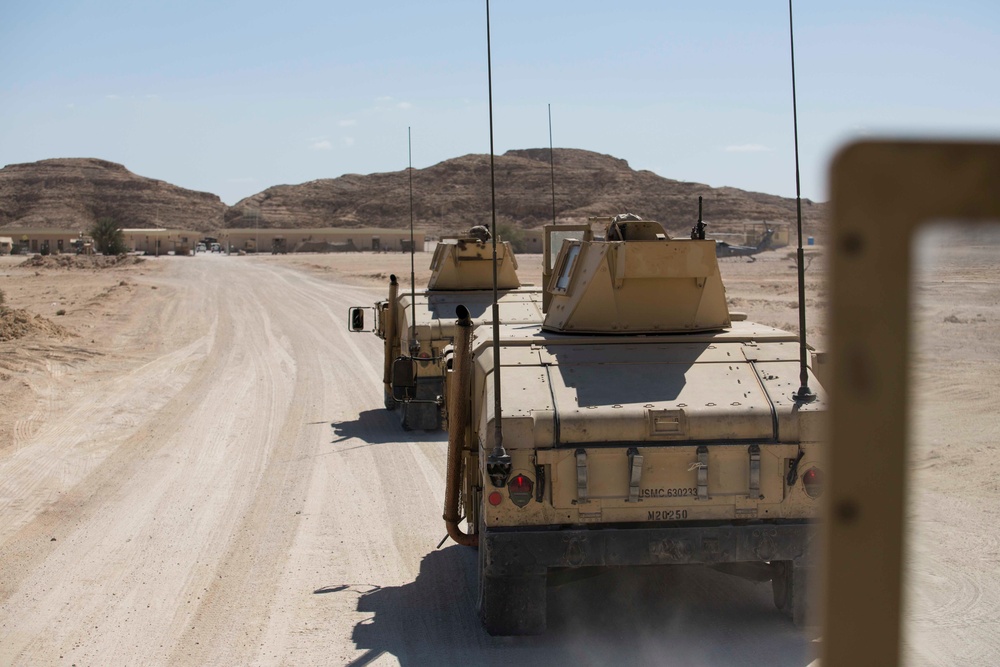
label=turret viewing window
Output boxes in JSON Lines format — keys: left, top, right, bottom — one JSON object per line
{"left": 554, "top": 244, "right": 581, "bottom": 294}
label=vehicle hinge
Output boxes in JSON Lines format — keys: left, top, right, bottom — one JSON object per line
{"left": 575, "top": 448, "right": 589, "bottom": 504}
{"left": 696, "top": 445, "right": 709, "bottom": 500}
{"left": 748, "top": 444, "right": 761, "bottom": 499}
{"left": 627, "top": 447, "right": 644, "bottom": 502}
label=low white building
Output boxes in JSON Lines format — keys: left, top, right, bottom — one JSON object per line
{"left": 219, "top": 228, "right": 426, "bottom": 253}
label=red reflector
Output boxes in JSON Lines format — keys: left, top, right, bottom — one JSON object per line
{"left": 488, "top": 491, "right": 503, "bottom": 506}
{"left": 802, "top": 467, "right": 823, "bottom": 498}
{"left": 507, "top": 474, "right": 533, "bottom": 508}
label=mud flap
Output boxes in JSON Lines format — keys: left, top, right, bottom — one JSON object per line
{"left": 478, "top": 573, "right": 547, "bottom": 636}
{"left": 478, "top": 522, "right": 547, "bottom": 636}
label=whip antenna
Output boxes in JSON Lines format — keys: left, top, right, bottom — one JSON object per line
{"left": 548, "top": 103, "right": 556, "bottom": 226}
{"left": 408, "top": 127, "right": 417, "bottom": 352}
{"left": 484, "top": 0, "right": 511, "bottom": 487}
{"left": 788, "top": 0, "right": 815, "bottom": 403}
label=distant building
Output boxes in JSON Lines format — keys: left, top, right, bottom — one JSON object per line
{"left": 219, "top": 228, "right": 425, "bottom": 253}
{"left": 519, "top": 229, "right": 544, "bottom": 253}
{"left": 2, "top": 226, "right": 428, "bottom": 256}
{"left": 1, "top": 228, "right": 86, "bottom": 254}
{"left": 121, "top": 229, "right": 195, "bottom": 255}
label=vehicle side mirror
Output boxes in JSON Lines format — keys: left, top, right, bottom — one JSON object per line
{"left": 391, "top": 356, "right": 416, "bottom": 401}
{"left": 348, "top": 307, "right": 366, "bottom": 332}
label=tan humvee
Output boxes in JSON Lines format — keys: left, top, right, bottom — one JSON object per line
{"left": 443, "top": 214, "right": 827, "bottom": 635}
{"left": 350, "top": 231, "right": 543, "bottom": 430}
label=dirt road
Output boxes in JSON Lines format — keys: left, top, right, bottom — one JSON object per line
{"left": 1, "top": 245, "right": 995, "bottom": 665}
{"left": 0, "top": 254, "right": 820, "bottom": 666}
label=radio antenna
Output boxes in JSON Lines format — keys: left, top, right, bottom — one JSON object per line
{"left": 484, "top": 0, "right": 511, "bottom": 487}
{"left": 548, "top": 103, "right": 556, "bottom": 226}
{"left": 408, "top": 127, "right": 418, "bottom": 353}
{"left": 788, "top": 0, "right": 815, "bottom": 403}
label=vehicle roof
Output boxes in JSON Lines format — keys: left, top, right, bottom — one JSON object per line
{"left": 470, "top": 332, "right": 826, "bottom": 446}
{"left": 398, "top": 289, "right": 544, "bottom": 342}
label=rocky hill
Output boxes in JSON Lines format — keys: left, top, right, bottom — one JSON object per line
{"left": 0, "top": 158, "right": 226, "bottom": 232}
{"left": 1, "top": 150, "right": 825, "bottom": 237}
{"left": 228, "top": 149, "right": 825, "bottom": 237}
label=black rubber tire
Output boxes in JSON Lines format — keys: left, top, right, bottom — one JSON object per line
{"left": 771, "top": 561, "right": 786, "bottom": 610}
{"left": 383, "top": 388, "right": 397, "bottom": 411}
{"left": 477, "top": 518, "right": 547, "bottom": 635}
{"left": 398, "top": 405, "right": 413, "bottom": 431}
{"left": 772, "top": 560, "right": 811, "bottom": 627}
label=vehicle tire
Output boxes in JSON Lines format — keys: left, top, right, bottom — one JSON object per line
{"left": 772, "top": 560, "right": 811, "bottom": 627}
{"left": 477, "top": 515, "right": 547, "bottom": 636}
{"left": 383, "top": 388, "right": 397, "bottom": 411}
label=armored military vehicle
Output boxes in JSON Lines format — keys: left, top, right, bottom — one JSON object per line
{"left": 442, "top": 214, "right": 826, "bottom": 635}
{"left": 350, "top": 228, "right": 544, "bottom": 430}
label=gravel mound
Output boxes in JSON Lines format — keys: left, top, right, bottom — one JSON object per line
{"left": 18, "top": 254, "right": 145, "bottom": 270}
{"left": 0, "top": 307, "right": 72, "bottom": 342}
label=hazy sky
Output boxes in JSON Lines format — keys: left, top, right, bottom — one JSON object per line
{"left": 2, "top": 1, "right": 998, "bottom": 206}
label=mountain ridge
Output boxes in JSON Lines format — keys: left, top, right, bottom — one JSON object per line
{"left": 1, "top": 149, "right": 825, "bottom": 237}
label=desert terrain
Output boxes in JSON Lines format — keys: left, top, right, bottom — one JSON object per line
{"left": 0, "top": 236, "right": 995, "bottom": 665}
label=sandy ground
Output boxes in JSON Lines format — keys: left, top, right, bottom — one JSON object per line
{"left": 0, "top": 239, "right": 994, "bottom": 666}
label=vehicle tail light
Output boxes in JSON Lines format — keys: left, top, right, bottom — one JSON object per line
{"left": 802, "top": 467, "right": 823, "bottom": 498}
{"left": 507, "top": 474, "right": 533, "bottom": 508}
{"left": 488, "top": 491, "right": 503, "bottom": 506}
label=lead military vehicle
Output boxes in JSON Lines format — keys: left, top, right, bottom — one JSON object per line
{"left": 441, "top": 214, "right": 826, "bottom": 635}
{"left": 351, "top": 228, "right": 544, "bottom": 430}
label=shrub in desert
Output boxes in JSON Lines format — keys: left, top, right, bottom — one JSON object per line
{"left": 496, "top": 221, "right": 528, "bottom": 253}
{"left": 90, "top": 217, "right": 128, "bottom": 256}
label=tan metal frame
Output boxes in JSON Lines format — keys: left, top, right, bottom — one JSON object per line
{"left": 826, "top": 140, "right": 1000, "bottom": 666}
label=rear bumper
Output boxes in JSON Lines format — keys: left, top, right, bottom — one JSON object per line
{"left": 481, "top": 520, "right": 817, "bottom": 577}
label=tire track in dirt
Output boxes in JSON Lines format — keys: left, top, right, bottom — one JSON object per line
{"left": 227, "top": 265, "right": 452, "bottom": 663}
{"left": 165, "top": 260, "right": 392, "bottom": 664}
{"left": 0, "top": 321, "right": 215, "bottom": 544}
{"left": 0, "top": 259, "right": 273, "bottom": 664}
